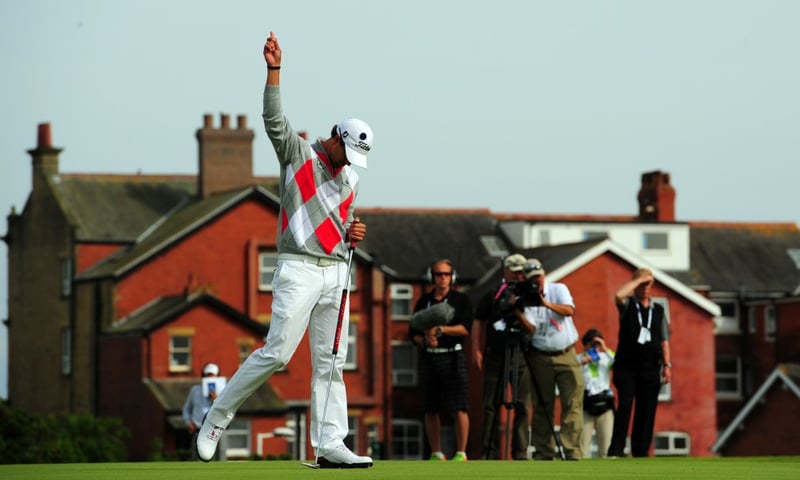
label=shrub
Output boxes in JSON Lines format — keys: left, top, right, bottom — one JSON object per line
{"left": 0, "top": 402, "right": 129, "bottom": 463}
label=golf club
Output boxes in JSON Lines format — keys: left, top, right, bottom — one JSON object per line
{"left": 303, "top": 242, "right": 356, "bottom": 469}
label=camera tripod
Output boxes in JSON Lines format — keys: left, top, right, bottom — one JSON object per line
{"left": 484, "top": 332, "right": 527, "bottom": 460}
{"left": 485, "top": 331, "right": 566, "bottom": 461}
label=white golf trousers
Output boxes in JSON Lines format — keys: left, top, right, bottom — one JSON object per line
{"left": 206, "top": 257, "right": 350, "bottom": 449}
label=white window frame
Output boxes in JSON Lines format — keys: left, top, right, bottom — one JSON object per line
{"left": 642, "top": 231, "right": 669, "bottom": 250}
{"left": 61, "top": 327, "right": 72, "bottom": 375}
{"left": 654, "top": 431, "right": 690, "bottom": 456}
{"left": 344, "top": 322, "right": 357, "bottom": 370}
{"left": 224, "top": 418, "right": 251, "bottom": 459}
{"left": 764, "top": 305, "right": 776, "bottom": 342}
{"left": 390, "top": 283, "right": 413, "bottom": 321}
{"left": 169, "top": 335, "right": 192, "bottom": 373}
{"left": 714, "top": 298, "right": 740, "bottom": 335}
{"left": 480, "top": 235, "right": 508, "bottom": 257}
{"left": 391, "top": 341, "right": 418, "bottom": 387}
{"left": 539, "top": 229, "right": 551, "bottom": 246}
{"left": 258, "top": 251, "right": 279, "bottom": 291}
{"left": 715, "top": 355, "right": 742, "bottom": 400}
{"left": 61, "top": 257, "right": 72, "bottom": 297}
{"left": 344, "top": 416, "right": 359, "bottom": 453}
{"left": 583, "top": 230, "right": 607, "bottom": 241}
{"left": 391, "top": 419, "right": 424, "bottom": 459}
{"left": 748, "top": 306, "right": 757, "bottom": 334}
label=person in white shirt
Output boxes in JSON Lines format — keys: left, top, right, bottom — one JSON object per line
{"left": 577, "top": 329, "right": 615, "bottom": 458}
{"left": 520, "top": 259, "right": 584, "bottom": 460}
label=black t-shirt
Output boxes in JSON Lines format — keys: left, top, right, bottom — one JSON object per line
{"left": 410, "top": 289, "right": 473, "bottom": 350}
{"left": 614, "top": 297, "right": 668, "bottom": 370}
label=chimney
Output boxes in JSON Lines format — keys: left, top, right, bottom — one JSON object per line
{"left": 27, "top": 123, "right": 63, "bottom": 192}
{"left": 637, "top": 170, "right": 676, "bottom": 222}
{"left": 196, "top": 113, "right": 255, "bottom": 199}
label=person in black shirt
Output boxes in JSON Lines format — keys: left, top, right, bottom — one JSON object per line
{"left": 472, "top": 254, "right": 533, "bottom": 460}
{"left": 607, "top": 268, "right": 672, "bottom": 458}
{"left": 410, "top": 259, "right": 473, "bottom": 461}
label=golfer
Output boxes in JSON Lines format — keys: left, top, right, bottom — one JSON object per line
{"left": 196, "top": 31, "right": 374, "bottom": 468}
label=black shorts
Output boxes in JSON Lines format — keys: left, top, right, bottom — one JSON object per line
{"left": 422, "top": 350, "right": 469, "bottom": 413}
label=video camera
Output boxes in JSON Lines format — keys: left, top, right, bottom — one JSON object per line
{"left": 494, "top": 278, "right": 542, "bottom": 320}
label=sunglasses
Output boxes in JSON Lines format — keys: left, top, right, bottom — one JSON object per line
{"left": 433, "top": 271, "right": 452, "bottom": 277}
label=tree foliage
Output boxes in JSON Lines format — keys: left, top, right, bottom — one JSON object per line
{"left": 0, "top": 402, "right": 129, "bottom": 463}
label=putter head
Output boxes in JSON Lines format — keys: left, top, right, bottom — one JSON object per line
{"left": 301, "top": 461, "right": 320, "bottom": 469}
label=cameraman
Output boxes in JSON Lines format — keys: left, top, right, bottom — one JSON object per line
{"left": 520, "top": 259, "right": 584, "bottom": 461}
{"left": 472, "top": 254, "right": 534, "bottom": 460}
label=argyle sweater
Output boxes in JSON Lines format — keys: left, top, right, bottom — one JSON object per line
{"left": 263, "top": 85, "right": 358, "bottom": 261}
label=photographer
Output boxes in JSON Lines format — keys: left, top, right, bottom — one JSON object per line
{"left": 472, "top": 254, "right": 534, "bottom": 460}
{"left": 577, "top": 329, "right": 615, "bottom": 458}
{"left": 520, "top": 259, "right": 584, "bottom": 461}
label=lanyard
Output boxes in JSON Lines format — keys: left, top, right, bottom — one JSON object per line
{"left": 634, "top": 301, "right": 652, "bottom": 330}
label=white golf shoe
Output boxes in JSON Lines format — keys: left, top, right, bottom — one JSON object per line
{"left": 195, "top": 417, "right": 224, "bottom": 462}
{"left": 318, "top": 443, "right": 373, "bottom": 468}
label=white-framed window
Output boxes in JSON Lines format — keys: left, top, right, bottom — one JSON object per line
{"left": 390, "top": 284, "right": 413, "bottom": 321}
{"left": 539, "top": 229, "right": 551, "bottom": 246}
{"left": 391, "top": 419, "right": 424, "bottom": 459}
{"left": 61, "top": 327, "right": 72, "bottom": 375}
{"left": 61, "top": 258, "right": 72, "bottom": 297}
{"left": 748, "top": 306, "right": 757, "bottom": 334}
{"left": 479, "top": 235, "right": 508, "bottom": 258}
{"left": 654, "top": 431, "right": 690, "bottom": 456}
{"left": 391, "top": 341, "right": 418, "bottom": 387}
{"left": 344, "top": 416, "right": 359, "bottom": 453}
{"left": 583, "top": 230, "right": 607, "bottom": 241}
{"left": 714, "top": 299, "right": 740, "bottom": 334}
{"left": 224, "top": 418, "right": 251, "bottom": 459}
{"left": 715, "top": 355, "right": 742, "bottom": 399}
{"left": 258, "top": 251, "right": 279, "bottom": 291}
{"left": 344, "top": 322, "right": 357, "bottom": 370}
{"left": 643, "top": 232, "right": 669, "bottom": 250}
{"left": 764, "top": 305, "right": 776, "bottom": 342}
{"left": 237, "top": 339, "right": 255, "bottom": 366}
{"left": 169, "top": 335, "right": 192, "bottom": 373}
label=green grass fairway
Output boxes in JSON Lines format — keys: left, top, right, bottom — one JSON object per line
{"left": 2, "top": 457, "right": 799, "bottom": 480}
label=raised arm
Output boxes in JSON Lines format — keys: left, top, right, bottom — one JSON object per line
{"left": 615, "top": 273, "right": 653, "bottom": 306}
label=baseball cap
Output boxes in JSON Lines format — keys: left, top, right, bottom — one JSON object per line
{"left": 203, "top": 363, "right": 220, "bottom": 376}
{"left": 338, "top": 117, "right": 373, "bottom": 169}
{"left": 523, "top": 258, "right": 544, "bottom": 279}
{"left": 503, "top": 254, "right": 527, "bottom": 272}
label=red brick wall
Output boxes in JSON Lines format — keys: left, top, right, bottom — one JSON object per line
{"left": 722, "top": 388, "right": 800, "bottom": 456}
{"left": 76, "top": 243, "right": 125, "bottom": 273}
{"left": 149, "top": 304, "right": 263, "bottom": 379}
{"left": 115, "top": 200, "right": 278, "bottom": 320}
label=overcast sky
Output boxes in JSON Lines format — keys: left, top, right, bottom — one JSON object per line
{"left": 2, "top": 0, "right": 799, "bottom": 398}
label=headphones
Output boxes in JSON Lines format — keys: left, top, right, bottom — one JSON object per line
{"left": 425, "top": 259, "right": 458, "bottom": 285}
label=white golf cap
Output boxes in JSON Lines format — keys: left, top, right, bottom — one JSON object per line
{"left": 338, "top": 117, "right": 373, "bottom": 169}
{"left": 203, "top": 363, "right": 219, "bottom": 376}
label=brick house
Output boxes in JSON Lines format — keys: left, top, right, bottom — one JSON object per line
{"left": 6, "top": 116, "right": 799, "bottom": 460}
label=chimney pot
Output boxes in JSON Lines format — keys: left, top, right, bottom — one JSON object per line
{"left": 37, "top": 123, "right": 52, "bottom": 148}
{"left": 220, "top": 114, "right": 230, "bottom": 129}
{"left": 203, "top": 114, "right": 213, "bottom": 128}
{"left": 237, "top": 115, "right": 247, "bottom": 130}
